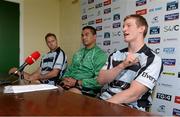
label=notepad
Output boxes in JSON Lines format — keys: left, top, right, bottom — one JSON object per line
{"left": 4, "top": 84, "right": 58, "bottom": 93}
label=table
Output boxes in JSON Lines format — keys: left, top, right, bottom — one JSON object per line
{"left": 0, "top": 86, "right": 157, "bottom": 116}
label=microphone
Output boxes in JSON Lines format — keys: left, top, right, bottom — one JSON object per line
{"left": 13, "top": 51, "right": 41, "bottom": 74}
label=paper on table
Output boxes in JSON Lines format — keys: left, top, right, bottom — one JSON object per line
{"left": 4, "top": 84, "right": 58, "bottom": 93}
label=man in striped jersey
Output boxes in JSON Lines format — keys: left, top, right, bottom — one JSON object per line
{"left": 97, "top": 14, "right": 163, "bottom": 111}
{"left": 9, "top": 33, "right": 67, "bottom": 85}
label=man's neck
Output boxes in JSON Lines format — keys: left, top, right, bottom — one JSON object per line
{"left": 128, "top": 38, "right": 145, "bottom": 53}
{"left": 85, "top": 43, "right": 95, "bottom": 49}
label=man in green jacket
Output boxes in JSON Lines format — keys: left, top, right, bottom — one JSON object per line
{"left": 59, "top": 26, "right": 107, "bottom": 96}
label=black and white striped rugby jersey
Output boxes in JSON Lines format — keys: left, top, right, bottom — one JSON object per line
{"left": 100, "top": 44, "right": 163, "bottom": 111}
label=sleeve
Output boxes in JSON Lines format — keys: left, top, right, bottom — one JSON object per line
{"left": 82, "top": 51, "right": 107, "bottom": 89}
{"left": 53, "top": 51, "right": 66, "bottom": 70}
{"left": 135, "top": 55, "right": 162, "bottom": 90}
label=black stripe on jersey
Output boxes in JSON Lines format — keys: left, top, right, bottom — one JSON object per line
{"left": 135, "top": 46, "right": 155, "bottom": 80}
{"left": 43, "top": 57, "right": 54, "bottom": 63}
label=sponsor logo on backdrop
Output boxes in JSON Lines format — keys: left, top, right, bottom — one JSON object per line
{"left": 150, "top": 26, "right": 160, "bottom": 34}
{"left": 95, "top": 3, "right": 103, "bottom": 8}
{"left": 88, "top": 20, "right": 95, "bottom": 25}
{"left": 156, "top": 93, "right": 172, "bottom": 101}
{"left": 112, "top": 41, "right": 121, "bottom": 44}
{"left": 136, "top": 9, "right": 147, "bottom": 15}
{"left": 88, "top": 14, "right": 94, "bottom": 18}
{"left": 113, "top": 22, "right": 121, "bottom": 28}
{"left": 178, "top": 72, "right": 180, "bottom": 78}
{"left": 104, "top": 0, "right": 111, "bottom": 6}
{"left": 136, "top": 0, "right": 146, "bottom": 7}
{"left": 157, "top": 83, "right": 173, "bottom": 88}
{"left": 151, "top": 16, "right": 159, "bottom": 24}
{"left": 104, "top": 32, "right": 111, "bottom": 38}
{"left": 96, "top": 42, "right": 101, "bottom": 46}
{"left": 104, "top": 17, "right": 112, "bottom": 22}
{"left": 96, "top": 10, "right": 102, "bottom": 16}
{"left": 157, "top": 105, "right": 166, "bottom": 113}
{"left": 82, "top": 23, "right": 88, "bottom": 26}
{"left": 162, "top": 72, "right": 175, "bottom": 76}
{"left": 81, "top": 1, "right": 87, "bottom": 6}
{"left": 154, "top": 48, "right": 160, "bottom": 54}
{"left": 112, "top": 31, "right": 121, "bottom": 37}
{"left": 105, "top": 48, "right": 111, "bottom": 54}
{"left": 113, "top": 14, "right": 120, "bottom": 21}
{"left": 163, "top": 48, "right": 175, "bottom": 54}
{"left": 104, "top": 8, "right": 111, "bottom": 14}
{"left": 148, "top": 37, "right": 160, "bottom": 44}
{"left": 103, "top": 25, "right": 111, "bottom": 29}
{"left": 141, "top": 72, "right": 156, "bottom": 84}
{"left": 103, "top": 40, "right": 111, "bottom": 46}
{"left": 163, "top": 38, "right": 178, "bottom": 42}
{"left": 82, "top": 15, "right": 87, "bottom": 20}
{"left": 149, "top": 7, "right": 162, "bottom": 12}
{"left": 173, "top": 108, "right": 180, "bottom": 116}
{"left": 165, "top": 13, "right": 179, "bottom": 21}
{"left": 175, "top": 96, "right": 180, "bottom": 104}
{"left": 164, "top": 25, "right": 179, "bottom": 32}
{"left": 162, "top": 59, "right": 176, "bottom": 66}
{"left": 88, "top": 6, "right": 95, "bottom": 11}
{"left": 97, "top": 34, "right": 103, "bottom": 38}
{"left": 82, "top": 8, "right": 86, "bottom": 14}
{"left": 88, "top": 0, "right": 94, "bottom": 4}
{"left": 167, "top": 1, "right": 178, "bottom": 11}
{"left": 112, "top": 6, "right": 121, "bottom": 11}
{"left": 96, "top": 18, "right": 102, "bottom": 24}
{"left": 96, "top": 26, "right": 102, "bottom": 31}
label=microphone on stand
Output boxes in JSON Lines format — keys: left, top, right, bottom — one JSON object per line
{"left": 13, "top": 51, "right": 41, "bottom": 74}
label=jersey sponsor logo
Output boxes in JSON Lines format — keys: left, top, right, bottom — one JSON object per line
{"left": 150, "top": 26, "right": 160, "bottom": 34}
{"left": 163, "top": 48, "right": 175, "bottom": 54}
{"left": 162, "top": 59, "right": 176, "bottom": 66}
{"left": 175, "top": 96, "right": 180, "bottom": 104}
{"left": 136, "top": 0, "right": 146, "bottom": 6}
{"left": 141, "top": 72, "right": 156, "bottom": 84}
{"left": 165, "top": 13, "right": 179, "bottom": 21}
{"left": 156, "top": 93, "right": 172, "bottom": 101}
{"left": 157, "top": 105, "right": 166, "bottom": 113}
{"left": 136, "top": 9, "right": 147, "bottom": 15}
{"left": 167, "top": 1, "right": 178, "bottom": 11}
{"left": 173, "top": 108, "right": 180, "bottom": 116}
{"left": 164, "top": 25, "right": 179, "bottom": 32}
{"left": 112, "top": 22, "right": 121, "bottom": 28}
{"left": 104, "top": 8, "right": 111, "bottom": 14}
{"left": 148, "top": 37, "right": 160, "bottom": 44}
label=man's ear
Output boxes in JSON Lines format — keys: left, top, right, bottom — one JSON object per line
{"left": 139, "top": 26, "right": 145, "bottom": 33}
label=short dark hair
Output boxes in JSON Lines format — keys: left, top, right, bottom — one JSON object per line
{"left": 124, "top": 14, "right": 148, "bottom": 37}
{"left": 82, "top": 26, "right": 96, "bottom": 35}
{"left": 45, "top": 33, "right": 57, "bottom": 41}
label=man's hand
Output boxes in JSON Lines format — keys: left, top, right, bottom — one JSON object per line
{"left": 8, "top": 67, "right": 20, "bottom": 76}
{"left": 122, "top": 53, "right": 139, "bottom": 68}
{"left": 60, "top": 77, "right": 77, "bottom": 89}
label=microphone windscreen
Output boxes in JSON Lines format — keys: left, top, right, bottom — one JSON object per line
{"left": 25, "top": 51, "right": 41, "bottom": 65}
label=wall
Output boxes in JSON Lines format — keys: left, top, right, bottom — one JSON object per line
{"left": 23, "top": 0, "right": 60, "bottom": 72}
{"left": 59, "top": 0, "right": 81, "bottom": 63}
